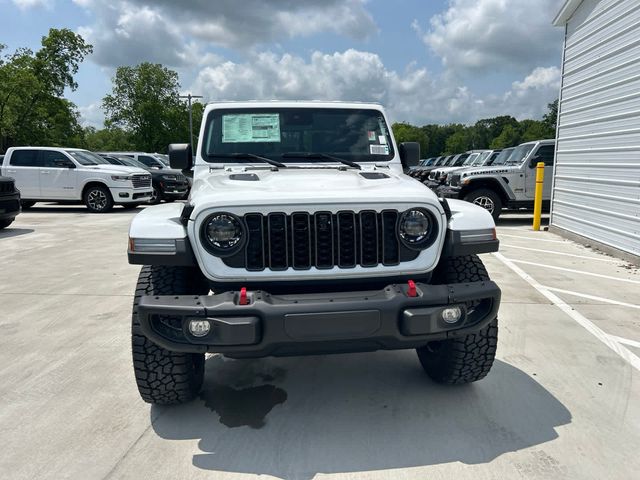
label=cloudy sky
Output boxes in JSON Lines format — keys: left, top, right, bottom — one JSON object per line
{"left": 3, "top": 0, "right": 565, "bottom": 128}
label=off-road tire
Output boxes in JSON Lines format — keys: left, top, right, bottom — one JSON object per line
{"left": 417, "top": 255, "right": 498, "bottom": 384}
{"left": 20, "top": 200, "right": 36, "bottom": 209}
{"left": 464, "top": 188, "right": 502, "bottom": 220}
{"left": 132, "top": 265, "right": 210, "bottom": 405}
{"left": 83, "top": 185, "right": 114, "bottom": 213}
{"left": 0, "top": 219, "right": 13, "bottom": 229}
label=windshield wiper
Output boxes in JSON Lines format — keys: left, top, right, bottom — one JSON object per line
{"left": 208, "top": 153, "right": 286, "bottom": 168}
{"left": 281, "top": 152, "right": 361, "bottom": 170}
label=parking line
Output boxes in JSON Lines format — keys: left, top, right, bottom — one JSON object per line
{"left": 508, "top": 259, "right": 640, "bottom": 285}
{"left": 541, "top": 286, "right": 640, "bottom": 310}
{"left": 499, "top": 233, "right": 568, "bottom": 244}
{"left": 502, "top": 244, "right": 618, "bottom": 263}
{"left": 609, "top": 335, "right": 640, "bottom": 350}
{"left": 493, "top": 252, "right": 640, "bottom": 372}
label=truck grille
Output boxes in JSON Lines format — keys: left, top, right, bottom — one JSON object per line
{"left": 132, "top": 174, "right": 151, "bottom": 189}
{"left": 230, "top": 210, "right": 417, "bottom": 271}
{"left": 0, "top": 180, "right": 15, "bottom": 195}
{"left": 449, "top": 174, "right": 461, "bottom": 187}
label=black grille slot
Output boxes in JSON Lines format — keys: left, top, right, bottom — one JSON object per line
{"left": 337, "top": 211, "right": 357, "bottom": 267}
{"left": 314, "top": 212, "right": 334, "bottom": 269}
{"left": 359, "top": 211, "right": 378, "bottom": 267}
{"left": 245, "top": 214, "right": 265, "bottom": 271}
{"left": 0, "top": 181, "right": 14, "bottom": 195}
{"left": 292, "top": 213, "right": 312, "bottom": 269}
{"left": 230, "top": 210, "right": 411, "bottom": 271}
{"left": 381, "top": 211, "right": 399, "bottom": 265}
{"left": 268, "top": 213, "right": 288, "bottom": 270}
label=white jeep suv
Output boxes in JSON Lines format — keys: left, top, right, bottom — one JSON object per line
{"left": 126, "top": 101, "right": 502, "bottom": 405}
{"left": 1, "top": 147, "right": 152, "bottom": 212}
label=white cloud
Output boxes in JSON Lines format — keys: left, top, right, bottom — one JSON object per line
{"left": 12, "top": 0, "right": 52, "bottom": 9}
{"left": 78, "top": 102, "right": 105, "bottom": 128}
{"left": 75, "top": 0, "right": 376, "bottom": 67}
{"left": 421, "top": 0, "right": 562, "bottom": 74}
{"left": 190, "top": 50, "right": 560, "bottom": 125}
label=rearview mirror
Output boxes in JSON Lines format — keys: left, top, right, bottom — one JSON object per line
{"left": 399, "top": 142, "right": 420, "bottom": 169}
{"left": 168, "top": 143, "right": 193, "bottom": 170}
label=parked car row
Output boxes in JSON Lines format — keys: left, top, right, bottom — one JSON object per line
{"left": 410, "top": 140, "right": 556, "bottom": 220}
{"left": 0, "top": 147, "right": 190, "bottom": 214}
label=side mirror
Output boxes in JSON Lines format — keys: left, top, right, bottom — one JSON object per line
{"left": 399, "top": 142, "right": 420, "bottom": 169}
{"left": 168, "top": 143, "right": 193, "bottom": 170}
{"left": 54, "top": 159, "right": 75, "bottom": 168}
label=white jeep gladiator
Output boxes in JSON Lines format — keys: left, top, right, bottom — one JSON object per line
{"left": 1, "top": 147, "right": 153, "bottom": 212}
{"left": 127, "top": 101, "right": 502, "bottom": 405}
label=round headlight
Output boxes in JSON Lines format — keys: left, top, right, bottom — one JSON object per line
{"left": 399, "top": 209, "right": 434, "bottom": 248}
{"left": 201, "top": 213, "right": 244, "bottom": 254}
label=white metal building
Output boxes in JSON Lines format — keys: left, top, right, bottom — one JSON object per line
{"left": 552, "top": 0, "right": 640, "bottom": 259}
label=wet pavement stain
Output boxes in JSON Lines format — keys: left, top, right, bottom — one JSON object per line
{"left": 200, "top": 383, "right": 288, "bottom": 429}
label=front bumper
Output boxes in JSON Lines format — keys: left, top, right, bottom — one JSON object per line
{"left": 109, "top": 186, "right": 153, "bottom": 203}
{"left": 160, "top": 180, "right": 189, "bottom": 198}
{"left": 137, "top": 280, "right": 500, "bottom": 357}
{"left": 0, "top": 193, "right": 21, "bottom": 220}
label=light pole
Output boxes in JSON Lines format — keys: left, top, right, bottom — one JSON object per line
{"left": 179, "top": 93, "right": 203, "bottom": 153}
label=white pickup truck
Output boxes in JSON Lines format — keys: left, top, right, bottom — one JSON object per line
{"left": 1, "top": 147, "right": 153, "bottom": 212}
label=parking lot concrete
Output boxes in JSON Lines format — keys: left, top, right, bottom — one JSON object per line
{"left": 1, "top": 205, "right": 639, "bottom": 480}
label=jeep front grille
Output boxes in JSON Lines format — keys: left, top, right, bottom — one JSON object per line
{"left": 224, "top": 210, "right": 418, "bottom": 271}
{"left": 132, "top": 174, "right": 151, "bottom": 189}
{"left": 449, "top": 174, "right": 461, "bottom": 187}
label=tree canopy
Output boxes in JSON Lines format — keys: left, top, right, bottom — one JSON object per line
{"left": 0, "top": 29, "right": 92, "bottom": 152}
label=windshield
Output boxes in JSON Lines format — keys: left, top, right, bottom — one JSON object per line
{"left": 67, "top": 150, "right": 108, "bottom": 166}
{"left": 117, "top": 157, "right": 149, "bottom": 170}
{"left": 490, "top": 148, "right": 515, "bottom": 166}
{"left": 505, "top": 144, "right": 535, "bottom": 165}
{"left": 462, "top": 153, "right": 478, "bottom": 166}
{"left": 155, "top": 154, "right": 170, "bottom": 166}
{"left": 472, "top": 151, "right": 490, "bottom": 166}
{"left": 202, "top": 108, "right": 394, "bottom": 163}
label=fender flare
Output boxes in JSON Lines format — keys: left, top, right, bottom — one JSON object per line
{"left": 461, "top": 176, "right": 515, "bottom": 201}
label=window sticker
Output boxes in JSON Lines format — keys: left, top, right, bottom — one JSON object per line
{"left": 378, "top": 135, "right": 387, "bottom": 145}
{"left": 367, "top": 131, "right": 377, "bottom": 141}
{"left": 370, "top": 145, "right": 389, "bottom": 155}
{"left": 222, "top": 114, "right": 281, "bottom": 143}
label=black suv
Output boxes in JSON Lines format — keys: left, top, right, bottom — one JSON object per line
{"left": 98, "top": 154, "right": 190, "bottom": 204}
{"left": 0, "top": 175, "right": 21, "bottom": 229}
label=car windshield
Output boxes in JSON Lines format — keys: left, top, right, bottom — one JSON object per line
{"left": 505, "top": 144, "right": 535, "bottom": 165}
{"left": 67, "top": 150, "right": 108, "bottom": 166}
{"left": 117, "top": 157, "right": 149, "bottom": 170}
{"left": 491, "top": 148, "right": 515, "bottom": 166}
{"left": 202, "top": 107, "right": 394, "bottom": 163}
{"left": 472, "top": 151, "right": 490, "bottom": 165}
{"left": 462, "top": 153, "right": 478, "bottom": 166}
{"left": 155, "top": 154, "right": 170, "bottom": 166}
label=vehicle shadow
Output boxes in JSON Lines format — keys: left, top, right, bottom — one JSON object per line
{"left": 0, "top": 227, "right": 34, "bottom": 239}
{"left": 24, "top": 203, "right": 146, "bottom": 214}
{"left": 151, "top": 353, "right": 571, "bottom": 479}
{"left": 496, "top": 215, "right": 549, "bottom": 228}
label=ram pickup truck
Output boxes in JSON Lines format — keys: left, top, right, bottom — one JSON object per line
{"left": 438, "top": 140, "right": 555, "bottom": 219}
{"left": 127, "top": 101, "right": 502, "bottom": 405}
{"left": 1, "top": 147, "right": 153, "bottom": 212}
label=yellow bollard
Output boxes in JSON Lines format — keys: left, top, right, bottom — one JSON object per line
{"left": 532, "top": 161, "right": 545, "bottom": 231}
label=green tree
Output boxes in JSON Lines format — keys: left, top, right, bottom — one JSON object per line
{"left": 445, "top": 128, "right": 474, "bottom": 153}
{"left": 83, "top": 126, "right": 135, "bottom": 151}
{"left": 543, "top": 99, "right": 558, "bottom": 133}
{"left": 103, "top": 63, "right": 196, "bottom": 152}
{"left": 391, "top": 122, "right": 429, "bottom": 157}
{"left": 0, "top": 29, "right": 92, "bottom": 151}
{"left": 519, "top": 119, "right": 553, "bottom": 143}
{"left": 490, "top": 124, "right": 521, "bottom": 149}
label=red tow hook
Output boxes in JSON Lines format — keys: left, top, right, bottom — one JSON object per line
{"left": 407, "top": 280, "right": 417, "bottom": 298}
{"left": 239, "top": 287, "right": 249, "bottom": 305}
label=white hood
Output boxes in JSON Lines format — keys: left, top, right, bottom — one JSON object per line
{"left": 85, "top": 164, "right": 149, "bottom": 175}
{"left": 190, "top": 166, "right": 440, "bottom": 210}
